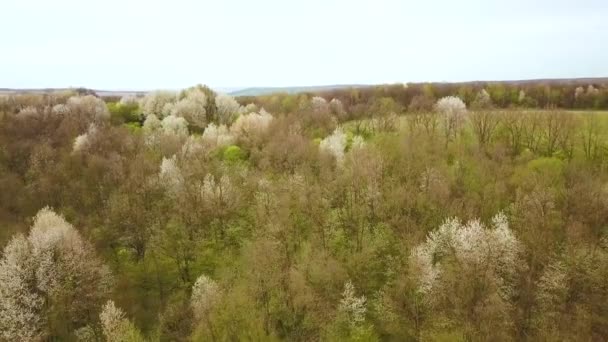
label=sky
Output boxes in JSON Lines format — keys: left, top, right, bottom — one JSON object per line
{"left": 1, "top": 0, "right": 607, "bottom": 90}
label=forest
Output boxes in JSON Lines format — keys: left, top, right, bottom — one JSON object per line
{"left": 1, "top": 80, "right": 608, "bottom": 341}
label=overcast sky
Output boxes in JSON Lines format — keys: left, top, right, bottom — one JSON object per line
{"left": 1, "top": 0, "right": 607, "bottom": 90}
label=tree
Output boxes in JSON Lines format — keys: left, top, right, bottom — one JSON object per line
{"left": 171, "top": 88, "right": 207, "bottom": 128}
{"left": 191, "top": 274, "right": 222, "bottom": 339}
{"left": 230, "top": 109, "right": 274, "bottom": 137}
{"left": 100, "top": 300, "right": 145, "bottom": 342}
{"left": 202, "top": 123, "right": 235, "bottom": 148}
{"left": 326, "top": 281, "right": 378, "bottom": 341}
{"left": 73, "top": 123, "right": 99, "bottom": 153}
{"left": 319, "top": 127, "right": 347, "bottom": 165}
{"left": 0, "top": 208, "right": 112, "bottom": 340}
{"left": 311, "top": 96, "right": 329, "bottom": 113}
{"left": 215, "top": 94, "right": 241, "bottom": 125}
{"left": 161, "top": 115, "right": 189, "bottom": 137}
{"left": 471, "top": 89, "right": 493, "bottom": 109}
{"left": 159, "top": 155, "right": 184, "bottom": 197}
{"left": 329, "top": 98, "right": 346, "bottom": 119}
{"left": 410, "top": 213, "right": 520, "bottom": 340}
{"left": 469, "top": 109, "right": 500, "bottom": 147}
{"left": 435, "top": 96, "right": 467, "bottom": 145}
{"left": 140, "top": 91, "right": 176, "bottom": 118}
{"left": 0, "top": 235, "right": 45, "bottom": 341}
{"left": 66, "top": 95, "right": 110, "bottom": 122}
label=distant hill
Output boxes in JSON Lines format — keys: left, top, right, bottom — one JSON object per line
{"left": 2, "top": 77, "right": 607, "bottom": 98}
{"left": 229, "top": 85, "right": 368, "bottom": 97}
{"left": 0, "top": 88, "right": 148, "bottom": 98}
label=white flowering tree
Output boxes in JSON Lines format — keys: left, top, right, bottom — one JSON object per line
{"left": 230, "top": 109, "right": 274, "bottom": 137}
{"left": 215, "top": 94, "right": 241, "bottom": 125}
{"left": 319, "top": 127, "right": 347, "bottom": 164}
{"left": 202, "top": 123, "right": 235, "bottom": 148}
{"left": 59, "top": 95, "right": 110, "bottom": 131}
{"left": 338, "top": 281, "right": 367, "bottom": 326}
{"left": 67, "top": 95, "right": 110, "bottom": 121}
{"left": 159, "top": 155, "right": 184, "bottom": 196}
{"left": 409, "top": 212, "right": 520, "bottom": 337}
{"left": 161, "top": 115, "right": 189, "bottom": 137}
{"left": 140, "top": 91, "right": 176, "bottom": 118}
{"left": 99, "top": 300, "right": 144, "bottom": 342}
{"left": 171, "top": 88, "right": 207, "bottom": 127}
{"left": 436, "top": 96, "right": 467, "bottom": 144}
{"left": 73, "top": 123, "right": 99, "bottom": 153}
{"left": 140, "top": 114, "right": 163, "bottom": 147}
{"left": 0, "top": 208, "right": 112, "bottom": 341}
{"left": 471, "top": 89, "right": 493, "bottom": 109}
{"left": 326, "top": 280, "right": 377, "bottom": 340}
{"left": 311, "top": 96, "right": 329, "bottom": 113}
{"left": 191, "top": 274, "right": 221, "bottom": 322}
{"left": 239, "top": 103, "right": 258, "bottom": 115}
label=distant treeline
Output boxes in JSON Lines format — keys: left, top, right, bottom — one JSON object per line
{"left": 238, "top": 79, "right": 608, "bottom": 113}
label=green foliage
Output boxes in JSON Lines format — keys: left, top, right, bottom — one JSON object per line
{"left": 124, "top": 122, "right": 142, "bottom": 133}
{"left": 221, "top": 145, "right": 246, "bottom": 163}
{"left": 108, "top": 102, "right": 141, "bottom": 124}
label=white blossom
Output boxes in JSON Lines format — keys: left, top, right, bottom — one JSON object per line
{"left": 436, "top": 96, "right": 467, "bottom": 141}
{"left": 67, "top": 95, "right": 110, "bottom": 122}
{"left": 171, "top": 88, "right": 207, "bottom": 127}
{"left": 320, "top": 127, "right": 347, "bottom": 164}
{"left": 202, "top": 123, "right": 235, "bottom": 148}
{"left": 311, "top": 96, "right": 329, "bottom": 113}
{"left": 100, "top": 300, "right": 143, "bottom": 342}
{"left": 100, "top": 300, "right": 126, "bottom": 341}
{"left": 143, "top": 113, "right": 162, "bottom": 132}
{"left": 410, "top": 212, "right": 520, "bottom": 299}
{"left": 436, "top": 96, "right": 466, "bottom": 120}
{"left": 0, "top": 208, "right": 111, "bottom": 341}
{"left": 140, "top": 91, "right": 176, "bottom": 118}
{"left": 161, "top": 115, "right": 189, "bottom": 137}
{"left": 142, "top": 114, "right": 163, "bottom": 146}
{"left": 230, "top": 109, "right": 273, "bottom": 136}
{"left": 239, "top": 103, "right": 258, "bottom": 115}
{"left": 338, "top": 281, "right": 367, "bottom": 326}
{"left": 72, "top": 123, "right": 98, "bottom": 153}
{"left": 52, "top": 104, "right": 70, "bottom": 116}
{"left": 0, "top": 235, "right": 45, "bottom": 341}
{"left": 215, "top": 94, "right": 241, "bottom": 125}
{"left": 191, "top": 274, "right": 221, "bottom": 322}
{"left": 536, "top": 260, "right": 568, "bottom": 311}
{"left": 159, "top": 155, "right": 183, "bottom": 195}
{"left": 201, "top": 174, "right": 234, "bottom": 207}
